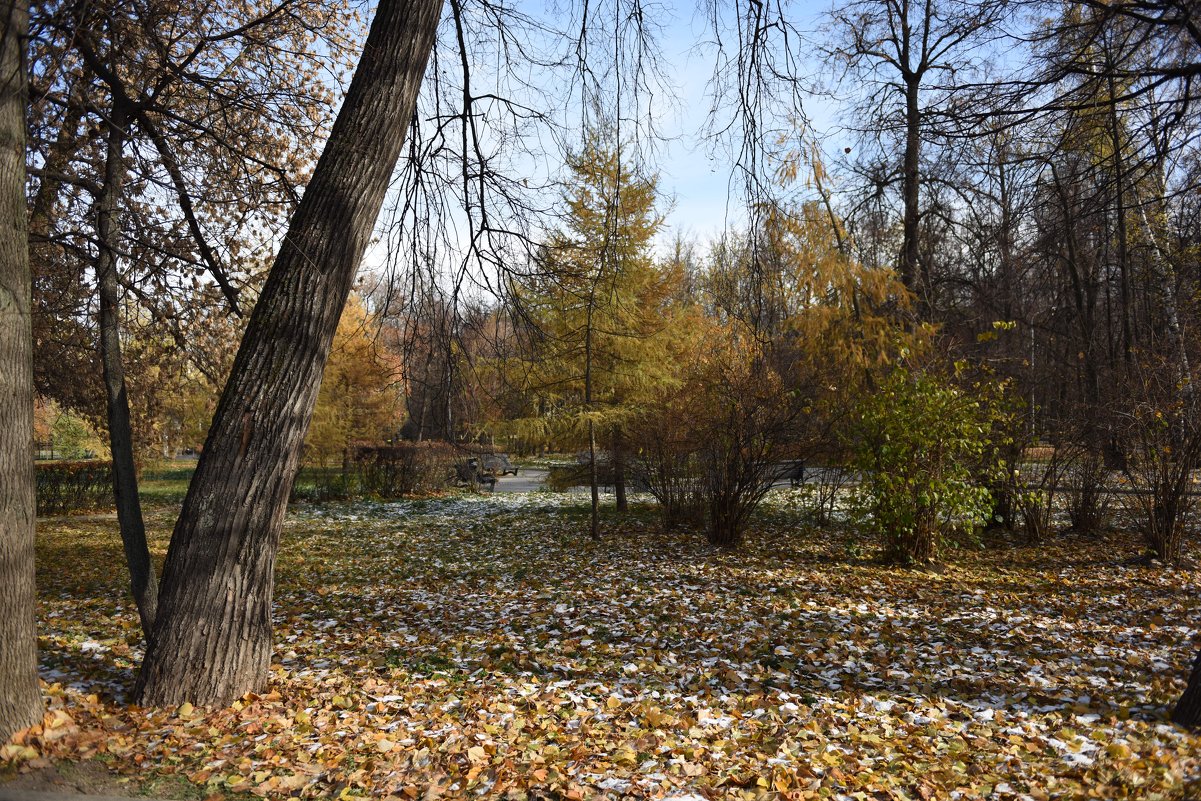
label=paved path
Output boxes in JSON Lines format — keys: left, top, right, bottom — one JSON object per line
{"left": 492, "top": 468, "right": 548, "bottom": 493}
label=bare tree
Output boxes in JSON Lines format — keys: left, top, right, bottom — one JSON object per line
{"left": 822, "top": 0, "right": 1011, "bottom": 308}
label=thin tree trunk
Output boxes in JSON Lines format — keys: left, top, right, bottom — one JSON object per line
{"left": 901, "top": 73, "right": 922, "bottom": 303}
{"left": 995, "top": 138, "right": 1013, "bottom": 321}
{"left": 1106, "top": 73, "right": 1134, "bottom": 365}
{"left": 96, "top": 101, "right": 157, "bottom": 640}
{"left": 1136, "top": 199, "right": 1192, "bottom": 410}
{"left": 585, "top": 286, "right": 599, "bottom": 540}
{"left": 588, "top": 419, "right": 600, "bottom": 539}
{"left": 0, "top": 0, "right": 43, "bottom": 741}
{"left": 1050, "top": 165, "right": 1103, "bottom": 417}
{"left": 136, "top": 0, "right": 444, "bottom": 707}
{"left": 613, "top": 427, "right": 627, "bottom": 513}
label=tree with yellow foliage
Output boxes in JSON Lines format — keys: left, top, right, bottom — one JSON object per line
{"left": 623, "top": 192, "right": 921, "bottom": 547}
{"left": 504, "top": 136, "right": 685, "bottom": 535}
{"left": 305, "top": 295, "right": 405, "bottom": 468}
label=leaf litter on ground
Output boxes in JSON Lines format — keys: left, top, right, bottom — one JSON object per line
{"left": 6, "top": 489, "right": 1200, "bottom": 800}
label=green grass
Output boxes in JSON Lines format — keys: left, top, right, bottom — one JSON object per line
{"left": 138, "top": 463, "right": 196, "bottom": 504}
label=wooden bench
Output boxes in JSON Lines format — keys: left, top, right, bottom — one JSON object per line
{"left": 454, "top": 459, "right": 496, "bottom": 490}
{"left": 777, "top": 461, "right": 806, "bottom": 487}
{"left": 479, "top": 453, "right": 518, "bottom": 476}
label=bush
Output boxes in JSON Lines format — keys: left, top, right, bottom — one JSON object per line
{"left": 1116, "top": 399, "right": 1201, "bottom": 563}
{"left": 793, "top": 465, "right": 852, "bottom": 526}
{"left": 1012, "top": 444, "right": 1070, "bottom": 543}
{"left": 1061, "top": 443, "right": 1112, "bottom": 535}
{"left": 850, "top": 368, "right": 999, "bottom": 564}
{"left": 545, "top": 459, "right": 617, "bottom": 492}
{"left": 36, "top": 460, "right": 113, "bottom": 515}
{"left": 355, "top": 441, "right": 457, "bottom": 497}
{"left": 627, "top": 338, "right": 796, "bottom": 547}
{"left": 630, "top": 440, "right": 706, "bottom": 530}
{"left": 293, "top": 442, "right": 457, "bottom": 502}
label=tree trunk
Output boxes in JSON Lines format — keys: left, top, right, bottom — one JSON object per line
{"left": 585, "top": 292, "right": 599, "bottom": 541}
{"left": 1172, "top": 646, "right": 1201, "bottom": 730}
{"left": 0, "top": 0, "right": 43, "bottom": 741}
{"left": 588, "top": 419, "right": 600, "bottom": 541}
{"left": 1106, "top": 72, "right": 1134, "bottom": 365}
{"left": 96, "top": 101, "right": 158, "bottom": 640}
{"left": 613, "top": 427, "right": 627, "bottom": 513}
{"left": 136, "top": 0, "right": 444, "bottom": 707}
{"left": 901, "top": 73, "right": 922, "bottom": 303}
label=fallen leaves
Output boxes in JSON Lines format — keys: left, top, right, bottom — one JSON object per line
{"left": 8, "top": 491, "right": 1201, "bottom": 800}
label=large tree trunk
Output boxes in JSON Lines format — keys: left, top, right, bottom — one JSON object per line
{"left": 1173, "top": 646, "right": 1201, "bottom": 730}
{"left": 96, "top": 101, "right": 158, "bottom": 640}
{"left": 0, "top": 0, "right": 43, "bottom": 742}
{"left": 136, "top": 0, "right": 444, "bottom": 707}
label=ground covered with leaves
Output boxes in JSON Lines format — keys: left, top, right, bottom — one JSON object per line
{"left": 5, "top": 490, "right": 1201, "bottom": 800}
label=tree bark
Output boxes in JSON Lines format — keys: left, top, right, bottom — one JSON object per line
{"left": 1172, "top": 646, "right": 1201, "bottom": 730}
{"left": 136, "top": 0, "right": 444, "bottom": 707}
{"left": 0, "top": 0, "right": 43, "bottom": 742}
{"left": 96, "top": 100, "right": 158, "bottom": 640}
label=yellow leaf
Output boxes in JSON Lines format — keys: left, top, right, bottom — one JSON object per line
{"left": 1106, "top": 743, "right": 1132, "bottom": 759}
{"left": 0, "top": 744, "right": 38, "bottom": 762}
{"left": 613, "top": 746, "right": 638, "bottom": 767}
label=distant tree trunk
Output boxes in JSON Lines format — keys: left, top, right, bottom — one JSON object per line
{"left": 588, "top": 420, "right": 600, "bottom": 539}
{"left": 901, "top": 72, "right": 922, "bottom": 302}
{"left": 1105, "top": 72, "right": 1134, "bottom": 365}
{"left": 136, "top": 0, "right": 445, "bottom": 707}
{"left": 585, "top": 293, "right": 600, "bottom": 541}
{"left": 0, "top": 0, "right": 43, "bottom": 741}
{"left": 96, "top": 101, "right": 158, "bottom": 640}
{"left": 1173, "top": 646, "right": 1201, "bottom": 730}
{"left": 613, "top": 427, "right": 627, "bottom": 513}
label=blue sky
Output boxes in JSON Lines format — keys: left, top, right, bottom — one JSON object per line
{"left": 626, "top": 0, "right": 836, "bottom": 248}
{"left": 362, "top": 0, "right": 838, "bottom": 280}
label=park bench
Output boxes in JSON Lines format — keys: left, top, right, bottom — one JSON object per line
{"left": 479, "top": 453, "right": 518, "bottom": 476}
{"left": 454, "top": 459, "right": 496, "bottom": 491}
